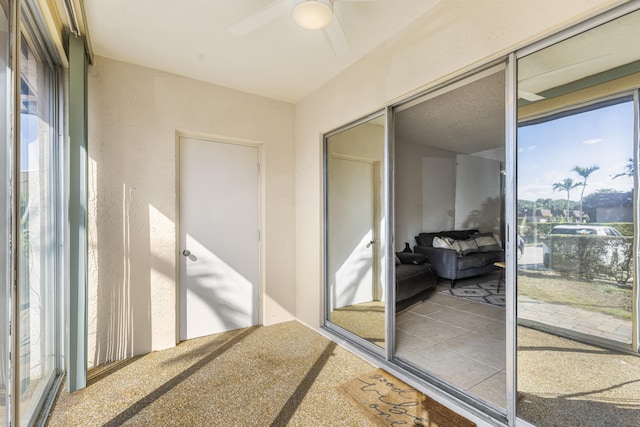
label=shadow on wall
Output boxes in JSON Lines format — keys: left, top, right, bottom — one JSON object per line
{"left": 89, "top": 173, "right": 151, "bottom": 365}
{"left": 462, "top": 197, "right": 501, "bottom": 235}
{"left": 331, "top": 235, "right": 377, "bottom": 310}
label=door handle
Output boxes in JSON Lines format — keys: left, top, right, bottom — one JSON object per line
{"left": 366, "top": 240, "right": 376, "bottom": 248}
{"left": 182, "top": 249, "right": 191, "bottom": 257}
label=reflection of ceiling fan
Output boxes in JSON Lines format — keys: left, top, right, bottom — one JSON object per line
{"left": 227, "top": 0, "right": 381, "bottom": 56}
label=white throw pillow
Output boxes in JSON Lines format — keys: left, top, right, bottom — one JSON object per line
{"left": 433, "top": 236, "right": 461, "bottom": 253}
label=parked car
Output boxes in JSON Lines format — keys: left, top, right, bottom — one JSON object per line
{"left": 542, "top": 225, "right": 622, "bottom": 267}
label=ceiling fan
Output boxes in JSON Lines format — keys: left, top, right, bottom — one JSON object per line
{"left": 227, "top": 0, "right": 381, "bottom": 56}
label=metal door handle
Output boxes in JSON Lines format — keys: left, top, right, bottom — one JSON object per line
{"left": 182, "top": 249, "right": 191, "bottom": 257}
{"left": 366, "top": 240, "right": 376, "bottom": 248}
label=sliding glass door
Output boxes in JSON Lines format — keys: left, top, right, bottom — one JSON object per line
{"left": 324, "top": 112, "right": 388, "bottom": 352}
{"left": 17, "top": 26, "right": 59, "bottom": 423}
{"left": 516, "top": 8, "right": 640, "bottom": 426}
{"left": 322, "top": 5, "right": 640, "bottom": 426}
{"left": 392, "top": 65, "right": 508, "bottom": 414}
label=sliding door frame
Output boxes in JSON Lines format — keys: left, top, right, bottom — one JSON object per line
{"left": 322, "top": 108, "right": 388, "bottom": 358}
{"left": 504, "top": 52, "right": 518, "bottom": 426}
{"left": 5, "top": 0, "right": 66, "bottom": 424}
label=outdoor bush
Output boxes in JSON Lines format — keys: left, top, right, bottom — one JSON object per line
{"left": 549, "top": 235, "right": 633, "bottom": 284}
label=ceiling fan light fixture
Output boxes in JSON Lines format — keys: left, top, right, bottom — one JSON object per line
{"left": 292, "top": 0, "right": 333, "bottom": 30}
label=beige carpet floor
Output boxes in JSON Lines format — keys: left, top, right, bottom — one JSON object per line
{"left": 46, "top": 321, "right": 377, "bottom": 427}
{"left": 330, "top": 301, "right": 385, "bottom": 346}
{"left": 45, "top": 317, "right": 639, "bottom": 427}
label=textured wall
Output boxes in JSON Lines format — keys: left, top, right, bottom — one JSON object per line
{"left": 87, "top": 57, "right": 296, "bottom": 366}
{"left": 294, "top": 0, "right": 622, "bottom": 329}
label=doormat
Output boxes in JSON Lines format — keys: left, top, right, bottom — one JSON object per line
{"left": 440, "top": 278, "right": 505, "bottom": 308}
{"left": 338, "top": 368, "right": 476, "bottom": 427}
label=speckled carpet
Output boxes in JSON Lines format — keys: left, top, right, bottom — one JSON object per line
{"left": 46, "top": 321, "right": 378, "bottom": 426}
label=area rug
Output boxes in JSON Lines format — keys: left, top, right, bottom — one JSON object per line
{"left": 338, "top": 368, "right": 476, "bottom": 427}
{"left": 440, "top": 275, "right": 505, "bottom": 307}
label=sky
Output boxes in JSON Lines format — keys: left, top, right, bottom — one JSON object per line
{"left": 517, "top": 100, "right": 635, "bottom": 202}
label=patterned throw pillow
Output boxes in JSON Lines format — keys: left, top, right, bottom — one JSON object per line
{"left": 473, "top": 233, "right": 502, "bottom": 252}
{"left": 457, "top": 238, "right": 480, "bottom": 256}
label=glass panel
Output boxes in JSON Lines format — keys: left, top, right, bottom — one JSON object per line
{"left": 517, "top": 9, "right": 640, "bottom": 426}
{"left": 393, "top": 68, "right": 507, "bottom": 410}
{"left": 0, "top": 3, "right": 8, "bottom": 425}
{"left": 326, "top": 115, "right": 386, "bottom": 348}
{"left": 18, "top": 32, "right": 57, "bottom": 424}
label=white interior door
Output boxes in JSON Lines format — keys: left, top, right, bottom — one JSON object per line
{"left": 179, "top": 137, "right": 259, "bottom": 340}
{"left": 328, "top": 156, "right": 378, "bottom": 309}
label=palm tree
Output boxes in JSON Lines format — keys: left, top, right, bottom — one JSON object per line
{"left": 612, "top": 158, "right": 633, "bottom": 180}
{"left": 573, "top": 165, "right": 600, "bottom": 222}
{"left": 553, "top": 178, "right": 580, "bottom": 221}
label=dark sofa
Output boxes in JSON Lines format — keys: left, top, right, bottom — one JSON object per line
{"left": 413, "top": 229, "right": 504, "bottom": 287}
{"left": 395, "top": 252, "right": 437, "bottom": 311}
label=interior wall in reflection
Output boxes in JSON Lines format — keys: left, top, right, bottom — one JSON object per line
{"left": 326, "top": 118, "right": 386, "bottom": 348}
{"left": 395, "top": 70, "right": 506, "bottom": 251}
{"left": 395, "top": 143, "right": 456, "bottom": 243}
{"left": 516, "top": 8, "right": 640, "bottom": 426}
{"left": 455, "top": 152, "right": 502, "bottom": 236}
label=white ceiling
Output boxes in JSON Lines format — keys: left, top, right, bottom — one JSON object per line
{"left": 395, "top": 70, "right": 506, "bottom": 153}
{"left": 83, "top": 0, "right": 441, "bottom": 103}
{"left": 82, "top": 2, "right": 640, "bottom": 155}
{"left": 518, "top": 9, "right": 640, "bottom": 98}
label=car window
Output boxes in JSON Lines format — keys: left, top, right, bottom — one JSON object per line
{"left": 577, "top": 229, "right": 595, "bottom": 235}
{"left": 605, "top": 228, "right": 622, "bottom": 236}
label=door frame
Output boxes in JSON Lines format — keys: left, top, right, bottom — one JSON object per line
{"left": 174, "top": 130, "right": 265, "bottom": 343}
{"left": 327, "top": 153, "right": 382, "bottom": 307}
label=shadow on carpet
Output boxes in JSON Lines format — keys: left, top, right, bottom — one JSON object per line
{"left": 338, "top": 368, "right": 476, "bottom": 427}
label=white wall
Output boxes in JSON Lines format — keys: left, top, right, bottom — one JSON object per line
{"left": 454, "top": 154, "right": 502, "bottom": 235}
{"left": 87, "top": 57, "right": 296, "bottom": 366}
{"left": 395, "top": 141, "right": 456, "bottom": 249}
{"left": 294, "top": 0, "right": 622, "bottom": 329}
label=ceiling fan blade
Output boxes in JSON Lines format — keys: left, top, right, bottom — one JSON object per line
{"left": 323, "top": 13, "right": 350, "bottom": 56}
{"left": 227, "top": 0, "right": 291, "bottom": 37}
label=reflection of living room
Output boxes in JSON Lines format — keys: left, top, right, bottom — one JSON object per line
{"left": 393, "top": 67, "right": 507, "bottom": 409}
{"left": 394, "top": 69, "right": 506, "bottom": 248}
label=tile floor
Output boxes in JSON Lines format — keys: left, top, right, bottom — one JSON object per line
{"left": 396, "top": 284, "right": 506, "bottom": 408}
